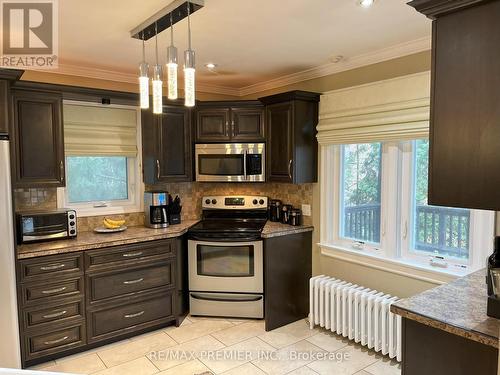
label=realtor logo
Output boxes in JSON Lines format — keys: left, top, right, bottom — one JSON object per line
{"left": 0, "top": 0, "right": 58, "bottom": 68}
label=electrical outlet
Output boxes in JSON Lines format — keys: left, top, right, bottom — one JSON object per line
{"left": 302, "top": 204, "right": 311, "bottom": 216}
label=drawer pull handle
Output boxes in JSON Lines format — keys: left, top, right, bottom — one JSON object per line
{"left": 42, "top": 310, "right": 68, "bottom": 319}
{"left": 122, "top": 252, "right": 143, "bottom": 258}
{"left": 40, "top": 264, "right": 65, "bottom": 271}
{"left": 44, "top": 335, "right": 69, "bottom": 345}
{"left": 123, "top": 278, "right": 144, "bottom": 285}
{"left": 41, "top": 286, "right": 67, "bottom": 294}
{"left": 124, "top": 310, "right": 145, "bottom": 319}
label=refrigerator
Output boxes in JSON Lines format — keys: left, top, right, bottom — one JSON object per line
{"left": 0, "top": 134, "right": 21, "bottom": 368}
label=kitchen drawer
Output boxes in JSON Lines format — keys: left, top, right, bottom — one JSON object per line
{"left": 87, "top": 261, "right": 174, "bottom": 302}
{"left": 19, "top": 253, "right": 83, "bottom": 283}
{"left": 87, "top": 292, "right": 174, "bottom": 342}
{"left": 21, "top": 277, "right": 83, "bottom": 306}
{"left": 85, "top": 240, "right": 175, "bottom": 270}
{"left": 25, "top": 323, "right": 85, "bottom": 361}
{"left": 23, "top": 299, "right": 84, "bottom": 330}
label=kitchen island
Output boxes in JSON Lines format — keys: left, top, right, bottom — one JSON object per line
{"left": 391, "top": 269, "right": 500, "bottom": 375}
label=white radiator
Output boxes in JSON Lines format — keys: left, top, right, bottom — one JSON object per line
{"left": 309, "top": 275, "right": 402, "bottom": 362}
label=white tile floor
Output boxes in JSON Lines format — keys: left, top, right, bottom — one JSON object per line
{"left": 31, "top": 316, "right": 401, "bottom": 375}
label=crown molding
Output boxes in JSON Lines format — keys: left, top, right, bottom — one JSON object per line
{"left": 29, "top": 36, "right": 431, "bottom": 98}
{"left": 237, "top": 36, "right": 431, "bottom": 97}
{"left": 43, "top": 63, "right": 241, "bottom": 97}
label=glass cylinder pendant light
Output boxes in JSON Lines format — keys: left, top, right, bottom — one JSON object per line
{"left": 152, "top": 22, "right": 163, "bottom": 114}
{"left": 166, "top": 13, "right": 178, "bottom": 100}
{"left": 184, "top": 1, "right": 195, "bottom": 107}
{"left": 139, "top": 33, "right": 149, "bottom": 109}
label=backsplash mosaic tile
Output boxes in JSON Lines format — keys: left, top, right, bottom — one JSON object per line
{"left": 14, "top": 188, "right": 57, "bottom": 211}
{"left": 13, "top": 183, "right": 315, "bottom": 231}
{"left": 148, "top": 182, "right": 315, "bottom": 225}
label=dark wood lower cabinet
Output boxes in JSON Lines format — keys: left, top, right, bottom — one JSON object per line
{"left": 402, "top": 318, "right": 498, "bottom": 375}
{"left": 17, "top": 237, "right": 187, "bottom": 368}
{"left": 264, "top": 231, "right": 312, "bottom": 331}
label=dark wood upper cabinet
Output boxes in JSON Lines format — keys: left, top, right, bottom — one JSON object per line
{"left": 195, "top": 107, "right": 230, "bottom": 142}
{"left": 231, "top": 107, "right": 265, "bottom": 142}
{"left": 142, "top": 103, "right": 192, "bottom": 184}
{"left": 0, "top": 81, "right": 8, "bottom": 135}
{"left": 11, "top": 89, "right": 65, "bottom": 188}
{"left": 408, "top": 0, "right": 500, "bottom": 210}
{"left": 260, "top": 91, "right": 319, "bottom": 184}
{"left": 194, "top": 101, "right": 264, "bottom": 143}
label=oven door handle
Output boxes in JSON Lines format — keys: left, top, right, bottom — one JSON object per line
{"left": 188, "top": 234, "right": 261, "bottom": 242}
{"left": 243, "top": 149, "right": 248, "bottom": 181}
{"left": 191, "top": 293, "right": 263, "bottom": 303}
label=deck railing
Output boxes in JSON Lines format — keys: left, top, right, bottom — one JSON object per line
{"left": 343, "top": 204, "right": 470, "bottom": 258}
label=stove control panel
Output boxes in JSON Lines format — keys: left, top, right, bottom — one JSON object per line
{"left": 202, "top": 196, "right": 268, "bottom": 210}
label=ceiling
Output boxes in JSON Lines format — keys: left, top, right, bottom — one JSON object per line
{"left": 56, "top": 0, "right": 431, "bottom": 95}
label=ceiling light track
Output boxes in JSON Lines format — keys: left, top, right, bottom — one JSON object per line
{"left": 130, "top": 0, "right": 204, "bottom": 41}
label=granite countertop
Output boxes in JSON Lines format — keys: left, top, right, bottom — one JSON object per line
{"left": 391, "top": 269, "right": 500, "bottom": 348}
{"left": 17, "top": 220, "right": 313, "bottom": 259}
{"left": 261, "top": 221, "right": 314, "bottom": 238}
{"left": 17, "top": 220, "right": 199, "bottom": 259}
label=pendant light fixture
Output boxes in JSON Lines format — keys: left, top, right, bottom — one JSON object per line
{"left": 166, "top": 13, "right": 178, "bottom": 100}
{"left": 152, "top": 22, "right": 163, "bottom": 114}
{"left": 139, "top": 32, "right": 149, "bottom": 109}
{"left": 184, "top": 1, "right": 196, "bottom": 107}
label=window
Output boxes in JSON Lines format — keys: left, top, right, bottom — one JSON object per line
{"left": 321, "top": 139, "right": 494, "bottom": 276}
{"left": 410, "top": 140, "right": 471, "bottom": 260}
{"left": 340, "top": 143, "right": 382, "bottom": 244}
{"left": 66, "top": 156, "right": 129, "bottom": 203}
{"left": 57, "top": 102, "right": 143, "bottom": 216}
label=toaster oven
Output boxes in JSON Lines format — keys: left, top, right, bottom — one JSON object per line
{"left": 16, "top": 209, "right": 77, "bottom": 244}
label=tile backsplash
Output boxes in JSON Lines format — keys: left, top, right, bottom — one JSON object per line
{"left": 148, "top": 182, "right": 315, "bottom": 226}
{"left": 14, "top": 182, "right": 315, "bottom": 232}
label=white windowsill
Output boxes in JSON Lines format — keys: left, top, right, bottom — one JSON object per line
{"left": 68, "top": 205, "right": 142, "bottom": 218}
{"left": 318, "top": 242, "right": 471, "bottom": 285}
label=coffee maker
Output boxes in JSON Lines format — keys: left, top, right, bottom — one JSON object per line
{"left": 144, "top": 191, "right": 168, "bottom": 228}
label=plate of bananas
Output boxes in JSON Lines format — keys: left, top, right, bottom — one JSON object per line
{"left": 94, "top": 218, "right": 127, "bottom": 233}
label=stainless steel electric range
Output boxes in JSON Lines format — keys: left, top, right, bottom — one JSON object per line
{"left": 187, "top": 195, "right": 268, "bottom": 319}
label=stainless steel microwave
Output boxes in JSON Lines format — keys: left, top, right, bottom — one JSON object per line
{"left": 195, "top": 143, "right": 265, "bottom": 182}
{"left": 16, "top": 209, "right": 77, "bottom": 244}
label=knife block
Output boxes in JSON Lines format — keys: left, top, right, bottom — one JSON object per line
{"left": 169, "top": 213, "right": 181, "bottom": 225}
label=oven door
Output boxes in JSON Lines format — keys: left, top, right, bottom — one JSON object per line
{"left": 188, "top": 240, "right": 263, "bottom": 293}
{"left": 19, "top": 213, "right": 69, "bottom": 243}
{"left": 195, "top": 143, "right": 265, "bottom": 182}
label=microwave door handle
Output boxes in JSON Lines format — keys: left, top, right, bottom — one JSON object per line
{"left": 243, "top": 149, "right": 247, "bottom": 181}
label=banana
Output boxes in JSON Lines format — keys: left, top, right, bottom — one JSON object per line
{"left": 104, "top": 217, "right": 126, "bottom": 227}
{"left": 103, "top": 218, "right": 124, "bottom": 229}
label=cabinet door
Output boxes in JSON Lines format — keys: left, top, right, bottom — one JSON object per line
{"left": 0, "top": 81, "right": 8, "bottom": 135}
{"left": 231, "top": 107, "right": 265, "bottom": 142}
{"left": 141, "top": 106, "right": 192, "bottom": 184}
{"left": 12, "top": 90, "right": 65, "bottom": 187}
{"left": 156, "top": 106, "right": 192, "bottom": 182}
{"left": 428, "top": 1, "right": 500, "bottom": 210}
{"left": 266, "top": 102, "right": 294, "bottom": 183}
{"left": 195, "top": 108, "right": 230, "bottom": 142}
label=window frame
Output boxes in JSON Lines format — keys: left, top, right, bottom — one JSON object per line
{"left": 320, "top": 139, "right": 495, "bottom": 278}
{"left": 57, "top": 101, "right": 144, "bottom": 217}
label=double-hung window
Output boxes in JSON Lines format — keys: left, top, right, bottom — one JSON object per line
{"left": 323, "top": 139, "right": 494, "bottom": 276}
{"left": 57, "top": 102, "right": 143, "bottom": 216}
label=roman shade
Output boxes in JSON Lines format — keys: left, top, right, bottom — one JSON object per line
{"left": 317, "top": 71, "right": 431, "bottom": 145}
{"left": 64, "top": 104, "right": 138, "bottom": 157}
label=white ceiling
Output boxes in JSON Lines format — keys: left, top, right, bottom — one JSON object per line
{"left": 56, "top": 0, "right": 431, "bottom": 95}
